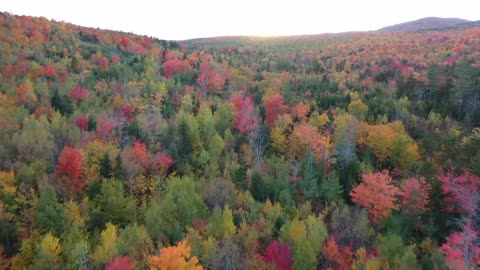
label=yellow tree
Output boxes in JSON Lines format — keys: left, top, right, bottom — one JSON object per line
{"left": 150, "top": 241, "right": 203, "bottom": 270}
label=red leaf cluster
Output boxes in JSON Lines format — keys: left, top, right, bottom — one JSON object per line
{"left": 98, "top": 56, "right": 109, "bottom": 71}
{"left": 75, "top": 115, "right": 89, "bottom": 131}
{"left": 439, "top": 225, "right": 480, "bottom": 270}
{"left": 69, "top": 84, "right": 90, "bottom": 101}
{"left": 55, "top": 146, "right": 84, "bottom": 192}
{"left": 438, "top": 170, "right": 480, "bottom": 215}
{"left": 197, "top": 63, "right": 227, "bottom": 95}
{"left": 230, "top": 95, "right": 257, "bottom": 134}
{"left": 120, "top": 103, "right": 133, "bottom": 122}
{"left": 154, "top": 152, "right": 175, "bottom": 170}
{"left": 133, "top": 140, "right": 151, "bottom": 166}
{"left": 133, "top": 140, "right": 174, "bottom": 174}
{"left": 41, "top": 63, "right": 58, "bottom": 77}
{"left": 97, "top": 118, "right": 116, "bottom": 138}
{"left": 106, "top": 256, "right": 135, "bottom": 270}
{"left": 264, "top": 94, "right": 288, "bottom": 127}
{"left": 399, "top": 177, "right": 431, "bottom": 215}
{"left": 350, "top": 171, "right": 401, "bottom": 223}
{"left": 291, "top": 102, "right": 309, "bottom": 123}
{"left": 261, "top": 240, "right": 292, "bottom": 270}
{"left": 163, "top": 59, "right": 190, "bottom": 78}
{"left": 322, "top": 238, "right": 354, "bottom": 270}
{"left": 111, "top": 54, "right": 121, "bottom": 63}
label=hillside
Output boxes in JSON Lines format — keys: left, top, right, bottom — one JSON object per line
{"left": 1, "top": 12, "right": 480, "bottom": 270}
{"left": 378, "top": 17, "right": 470, "bottom": 32}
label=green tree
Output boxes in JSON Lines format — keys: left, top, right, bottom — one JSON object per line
{"left": 320, "top": 173, "right": 344, "bottom": 204}
{"left": 117, "top": 223, "right": 153, "bottom": 262}
{"left": 145, "top": 176, "right": 207, "bottom": 243}
{"left": 89, "top": 180, "right": 136, "bottom": 230}
{"left": 306, "top": 215, "right": 328, "bottom": 255}
{"left": 92, "top": 223, "right": 119, "bottom": 266}
{"left": 31, "top": 233, "right": 63, "bottom": 270}
{"left": 207, "top": 205, "right": 236, "bottom": 239}
{"left": 378, "top": 234, "right": 418, "bottom": 269}
{"left": 293, "top": 237, "right": 317, "bottom": 270}
{"left": 99, "top": 153, "right": 113, "bottom": 178}
{"left": 250, "top": 172, "right": 267, "bottom": 202}
{"left": 65, "top": 241, "right": 90, "bottom": 270}
{"left": 35, "top": 186, "right": 67, "bottom": 236}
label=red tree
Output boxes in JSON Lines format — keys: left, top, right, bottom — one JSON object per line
{"left": 264, "top": 94, "right": 288, "bottom": 127}
{"left": 154, "top": 152, "right": 174, "bottom": 173}
{"left": 349, "top": 171, "right": 401, "bottom": 223}
{"left": 97, "top": 118, "right": 116, "bottom": 138}
{"left": 41, "top": 63, "right": 58, "bottom": 77}
{"left": 197, "top": 63, "right": 226, "bottom": 96}
{"left": 111, "top": 54, "right": 121, "bottom": 63}
{"left": 230, "top": 95, "right": 257, "bottom": 134}
{"left": 69, "top": 84, "right": 90, "bottom": 101}
{"left": 133, "top": 140, "right": 151, "bottom": 167}
{"left": 261, "top": 240, "right": 292, "bottom": 270}
{"left": 120, "top": 103, "right": 133, "bottom": 122}
{"left": 106, "top": 256, "right": 135, "bottom": 270}
{"left": 98, "top": 56, "right": 109, "bottom": 72}
{"left": 75, "top": 115, "right": 89, "bottom": 131}
{"left": 439, "top": 225, "right": 480, "bottom": 270}
{"left": 399, "top": 177, "right": 431, "bottom": 215}
{"left": 438, "top": 169, "right": 480, "bottom": 216}
{"left": 163, "top": 59, "right": 189, "bottom": 78}
{"left": 55, "top": 146, "right": 84, "bottom": 192}
{"left": 322, "top": 238, "right": 354, "bottom": 270}
{"left": 291, "top": 102, "right": 310, "bottom": 123}
{"left": 291, "top": 123, "right": 330, "bottom": 160}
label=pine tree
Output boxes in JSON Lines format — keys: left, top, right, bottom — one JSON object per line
{"left": 31, "top": 233, "right": 63, "bottom": 270}
{"left": 100, "top": 153, "right": 113, "bottom": 178}
{"left": 113, "top": 154, "right": 125, "bottom": 181}
{"left": 250, "top": 172, "right": 266, "bottom": 202}
{"left": 35, "top": 186, "right": 67, "bottom": 236}
{"left": 293, "top": 237, "right": 317, "bottom": 270}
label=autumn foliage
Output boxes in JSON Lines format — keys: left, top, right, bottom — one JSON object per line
{"left": 196, "top": 63, "right": 226, "bottom": 96}
{"left": 150, "top": 241, "right": 203, "bottom": 270}
{"left": 97, "top": 118, "right": 117, "bottom": 138}
{"left": 75, "top": 115, "right": 89, "bottom": 131}
{"left": 322, "top": 238, "right": 354, "bottom": 270}
{"left": 439, "top": 225, "right": 480, "bottom": 270}
{"left": 69, "top": 84, "right": 90, "bottom": 101}
{"left": 399, "top": 177, "right": 431, "bottom": 215}
{"left": 350, "top": 171, "right": 401, "bottom": 223}
{"left": 2, "top": 11, "right": 480, "bottom": 270}
{"left": 264, "top": 93, "right": 288, "bottom": 127}
{"left": 261, "top": 240, "right": 292, "bottom": 270}
{"left": 231, "top": 95, "right": 257, "bottom": 134}
{"left": 107, "top": 256, "right": 136, "bottom": 270}
{"left": 163, "top": 59, "right": 190, "bottom": 78}
{"left": 438, "top": 169, "right": 480, "bottom": 215}
{"left": 290, "top": 123, "right": 330, "bottom": 160}
{"left": 41, "top": 63, "right": 58, "bottom": 77}
{"left": 55, "top": 146, "right": 84, "bottom": 193}
{"left": 133, "top": 140, "right": 174, "bottom": 174}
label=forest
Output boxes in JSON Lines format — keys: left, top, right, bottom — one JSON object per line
{"left": 0, "top": 12, "right": 479, "bottom": 270}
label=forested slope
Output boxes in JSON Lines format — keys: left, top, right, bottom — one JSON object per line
{"left": 0, "top": 12, "right": 479, "bottom": 269}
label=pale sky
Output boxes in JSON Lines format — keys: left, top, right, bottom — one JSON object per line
{"left": 1, "top": 0, "right": 479, "bottom": 40}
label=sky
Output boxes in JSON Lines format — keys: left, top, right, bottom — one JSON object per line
{"left": 1, "top": 0, "right": 479, "bottom": 40}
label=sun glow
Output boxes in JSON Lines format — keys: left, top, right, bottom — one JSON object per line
{"left": 1, "top": 0, "right": 479, "bottom": 40}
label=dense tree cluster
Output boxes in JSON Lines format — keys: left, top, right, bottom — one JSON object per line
{"left": 0, "top": 12, "right": 480, "bottom": 269}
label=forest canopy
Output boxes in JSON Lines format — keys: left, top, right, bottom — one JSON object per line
{"left": 0, "top": 12, "right": 479, "bottom": 269}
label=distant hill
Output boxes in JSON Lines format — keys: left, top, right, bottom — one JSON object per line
{"left": 378, "top": 17, "right": 470, "bottom": 32}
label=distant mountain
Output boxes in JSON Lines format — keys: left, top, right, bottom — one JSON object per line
{"left": 378, "top": 17, "right": 470, "bottom": 32}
